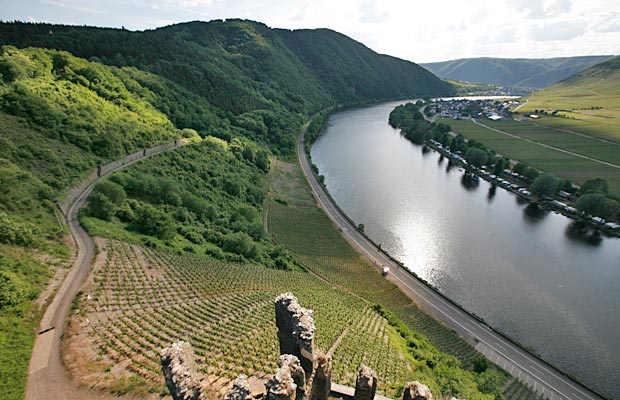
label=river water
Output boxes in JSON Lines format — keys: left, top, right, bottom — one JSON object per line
{"left": 310, "top": 100, "right": 620, "bottom": 399}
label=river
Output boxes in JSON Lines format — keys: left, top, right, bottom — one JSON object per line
{"left": 310, "top": 100, "right": 620, "bottom": 399}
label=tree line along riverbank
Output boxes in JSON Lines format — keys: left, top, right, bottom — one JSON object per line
{"left": 388, "top": 101, "right": 620, "bottom": 237}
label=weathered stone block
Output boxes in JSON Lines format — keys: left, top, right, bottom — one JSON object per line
{"left": 402, "top": 381, "right": 433, "bottom": 400}
{"left": 226, "top": 375, "right": 251, "bottom": 400}
{"left": 311, "top": 351, "right": 331, "bottom": 400}
{"left": 354, "top": 365, "right": 377, "bottom": 400}
{"left": 160, "top": 341, "right": 204, "bottom": 400}
{"left": 266, "top": 361, "right": 298, "bottom": 400}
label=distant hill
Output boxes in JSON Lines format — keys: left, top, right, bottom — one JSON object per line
{"left": 421, "top": 56, "right": 614, "bottom": 88}
{"left": 519, "top": 55, "right": 620, "bottom": 118}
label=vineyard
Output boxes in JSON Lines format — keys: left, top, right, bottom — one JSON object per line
{"left": 65, "top": 239, "right": 415, "bottom": 397}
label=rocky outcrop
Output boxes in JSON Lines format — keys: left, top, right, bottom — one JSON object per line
{"left": 274, "top": 293, "right": 316, "bottom": 377}
{"left": 402, "top": 381, "right": 433, "bottom": 400}
{"left": 160, "top": 341, "right": 205, "bottom": 400}
{"left": 278, "top": 355, "right": 306, "bottom": 400}
{"left": 266, "top": 361, "right": 298, "bottom": 400}
{"left": 225, "top": 375, "right": 251, "bottom": 400}
{"left": 354, "top": 365, "right": 377, "bottom": 400}
{"left": 311, "top": 351, "right": 331, "bottom": 400}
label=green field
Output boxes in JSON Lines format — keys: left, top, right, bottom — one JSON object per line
{"left": 518, "top": 59, "right": 620, "bottom": 143}
{"left": 445, "top": 118, "right": 620, "bottom": 196}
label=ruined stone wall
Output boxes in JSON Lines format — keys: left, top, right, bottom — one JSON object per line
{"left": 160, "top": 293, "right": 433, "bottom": 400}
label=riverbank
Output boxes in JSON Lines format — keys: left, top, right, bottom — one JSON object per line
{"left": 309, "top": 100, "right": 620, "bottom": 399}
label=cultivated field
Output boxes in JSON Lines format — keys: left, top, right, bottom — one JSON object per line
{"left": 444, "top": 118, "right": 620, "bottom": 196}
{"left": 65, "top": 239, "right": 412, "bottom": 397}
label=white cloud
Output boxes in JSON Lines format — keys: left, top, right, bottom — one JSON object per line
{"left": 358, "top": 1, "right": 389, "bottom": 24}
{"left": 513, "top": 0, "right": 572, "bottom": 19}
{"left": 590, "top": 11, "right": 620, "bottom": 33}
{"left": 529, "top": 20, "right": 586, "bottom": 41}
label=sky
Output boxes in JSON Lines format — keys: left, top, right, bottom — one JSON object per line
{"left": 2, "top": 0, "right": 619, "bottom": 63}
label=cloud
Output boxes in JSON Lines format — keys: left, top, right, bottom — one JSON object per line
{"left": 487, "top": 28, "right": 518, "bottom": 44}
{"left": 40, "top": 0, "right": 105, "bottom": 14}
{"left": 514, "top": 0, "right": 572, "bottom": 19}
{"left": 590, "top": 11, "right": 620, "bottom": 33}
{"left": 154, "top": 0, "right": 215, "bottom": 7}
{"left": 528, "top": 20, "right": 586, "bottom": 41}
{"left": 358, "top": 1, "right": 389, "bottom": 24}
{"left": 291, "top": 3, "right": 308, "bottom": 22}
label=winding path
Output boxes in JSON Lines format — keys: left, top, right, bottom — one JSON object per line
{"left": 297, "top": 116, "right": 608, "bottom": 400}
{"left": 26, "top": 141, "right": 182, "bottom": 400}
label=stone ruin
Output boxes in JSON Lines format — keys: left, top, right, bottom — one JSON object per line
{"left": 402, "top": 382, "right": 433, "bottom": 400}
{"left": 160, "top": 340, "right": 207, "bottom": 400}
{"left": 160, "top": 292, "right": 434, "bottom": 400}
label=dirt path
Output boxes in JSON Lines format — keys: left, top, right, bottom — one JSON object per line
{"left": 25, "top": 140, "right": 185, "bottom": 400}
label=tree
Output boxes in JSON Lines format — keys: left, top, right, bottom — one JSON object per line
{"left": 600, "top": 198, "right": 620, "bottom": 220}
{"left": 93, "top": 180, "right": 126, "bottom": 206}
{"left": 558, "top": 179, "right": 575, "bottom": 193}
{"left": 523, "top": 167, "right": 540, "bottom": 182}
{"left": 465, "top": 148, "right": 487, "bottom": 168}
{"left": 134, "top": 204, "right": 176, "bottom": 240}
{"left": 493, "top": 158, "right": 508, "bottom": 175}
{"left": 575, "top": 193, "right": 606, "bottom": 216}
{"left": 579, "top": 178, "right": 608, "bottom": 194}
{"left": 513, "top": 162, "right": 527, "bottom": 175}
{"left": 86, "top": 192, "right": 117, "bottom": 221}
{"left": 531, "top": 173, "right": 559, "bottom": 198}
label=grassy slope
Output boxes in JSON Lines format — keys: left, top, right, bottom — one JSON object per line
{"left": 518, "top": 56, "right": 620, "bottom": 143}
{"left": 0, "top": 47, "right": 186, "bottom": 399}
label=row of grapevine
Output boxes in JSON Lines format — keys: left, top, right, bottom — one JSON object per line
{"left": 66, "top": 239, "right": 419, "bottom": 397}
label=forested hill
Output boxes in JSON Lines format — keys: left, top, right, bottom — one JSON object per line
{"left": 421, "top": 55, "right": 614, "bottom": 88}
{"left": 0, "top": 19, "right": 452, "bottom": 114}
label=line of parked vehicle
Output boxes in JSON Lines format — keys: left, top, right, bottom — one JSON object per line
{"left": 425, "top": 139, "right": 620, "bottom": 234}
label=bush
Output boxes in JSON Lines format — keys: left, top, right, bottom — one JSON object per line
{"left": 92, "top": 180, "right": 126, "bottom": 206}
{"left": 133, "top": 204, "right": 176, "bottom": 240}
{"left": 222, "top": 231, "right": 257, "bottom": 258}
{"left": 86, "top": 192, "right": 116, "bottom": 221}
{"left": 0, "top": 212, "right": 39, "bottom": 247}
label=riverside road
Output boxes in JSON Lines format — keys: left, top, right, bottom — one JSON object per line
{"left": 297, "top": 119, "right": 607, "bottom": 400}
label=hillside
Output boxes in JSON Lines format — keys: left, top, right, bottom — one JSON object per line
{"left": 0, "top": 20, "right": 452, "bottom": 112}
{"left": 0, "top": 20, "right": 460, "bottom": 400}
{"left": 421, "top": 56, "right": 614, "bottom": 88}
{"left": 517, "top": 55, "right": 620, "bottom": 143}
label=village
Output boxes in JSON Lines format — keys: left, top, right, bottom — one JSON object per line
{"left": 428, "top": 98, "right": 520, "bottom": 121}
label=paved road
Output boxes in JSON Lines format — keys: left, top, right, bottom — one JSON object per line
{"left": 25, "top": 141, "right": 181, "bottom": 400}
{"left": 297, "top": 119, "right": 608, "bottom": 400}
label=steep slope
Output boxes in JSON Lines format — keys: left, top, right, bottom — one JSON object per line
{"left": 421, "top": 56, "right": 614, "bottom": 88}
